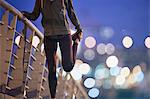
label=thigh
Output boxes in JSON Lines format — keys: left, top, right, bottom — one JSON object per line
{"left": 59, "top": 35, "right": 73, "bottom": 71}
{"left": 44, "top": 36, "right": 57, "bottom": 70}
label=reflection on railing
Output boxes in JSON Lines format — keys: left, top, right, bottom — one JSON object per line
{"left": 0, "top": 0, "right": 88, "bottom": 98}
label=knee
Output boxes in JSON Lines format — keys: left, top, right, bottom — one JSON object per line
{"left": 64, "top": 67, "right": 73, "bottom": 72}
{"left": 63, "top": 63, "right": 74, "bottom": 72}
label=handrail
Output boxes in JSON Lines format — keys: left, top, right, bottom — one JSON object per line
{"left": 0, "top": 0, "right": 88, "bottom": 98}
{"left": 0, "top": 0, "right": 44, "bottom": 39}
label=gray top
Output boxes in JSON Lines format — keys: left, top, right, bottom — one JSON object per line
{"left": 23, "top": 0, "right": 81, "bottom": 36}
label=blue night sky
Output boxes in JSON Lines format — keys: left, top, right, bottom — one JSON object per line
{"left": 5, "top": 0, "right": 150, "bottom": 48}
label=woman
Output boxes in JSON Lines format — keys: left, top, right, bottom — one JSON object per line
{"left": 22, "top": 0, "right": 82, "bottom": 98}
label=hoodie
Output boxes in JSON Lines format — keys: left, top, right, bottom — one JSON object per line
{"left": 23, "top": 0, "right": 81, "bottom": 36}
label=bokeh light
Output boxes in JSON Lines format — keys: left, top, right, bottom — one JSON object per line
{"left": 88, "top": 88, "right": 100, "bottom": 98}
{"left": 95, "top": 68, "right": 110, "bottom": 79}
{"left": 127, "top": 73, "right": 136, "bottom": 85}
{"left": 102, "top": 79, "right": 112, "bottom": 89}
{"left": 79, "top": 63, "right": 91, "bottom": 75}
{"left": 116, "top": 75, "right": 126, "bottom": 86}
{"left": 99, "top": 26, "right": 114, "bottom": 39}
{"left": 110, "top": 66, "right": 121, "bottom": 76}
{"left": 132, "top": 65, "right": 142, "bottom": 74}
{"left": 84, "top": 78, "right": 96, "bottom": 88}
{"left": 84, "top": 49, "right": 95, "bottom": 61}
{"left": 85, "top": 36, "right": 96, "bottom": 48}
{"left": 95, "top": 79, "right": 103, "bottom": 88}
{"left": 15, "top": 36, "right": 21, "bottom": 46}
{"left": 105, "top": 43, "right": 115, "bottom": 55}
{"left": 106, "top": 56, "right": 119, "bottom": 68}
{"left": 135, "top": 71, "right": 144, "bottom": 83}
{"left": 122, "top": 36, "right": 133, "bottom": 48}
{"left": 96, "top": 43, "right": 115, "bottom": 55}
{"left": 120, "top": 67, "right": 130, "bottom": 78}
{"left": 32, "top": 36, "right": 40, "bottom": 48}
{"left": 96, "top": 43, "right": 106, "bottom": 55}
{"left": 132, "top": 65, "right": 144, "bottom": 83}
{"left": 74, "top": 59, "right": 83, "bottom": 68}
{"left": 95, "top": 64, "right": 105, "bottom": 70}
{"left": 144, "top": 36, "right": 150, "bottom": 48}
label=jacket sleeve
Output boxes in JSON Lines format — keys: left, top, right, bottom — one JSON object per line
{"left": 65, "top": 0, "right": 81, "bottom": 30}
{"left": 23, "top": 0, "right": 41, "bottom": 21}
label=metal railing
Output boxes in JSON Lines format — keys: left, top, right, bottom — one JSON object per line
{"left": 0, "top": 0, "right": 88, "bottom": 98}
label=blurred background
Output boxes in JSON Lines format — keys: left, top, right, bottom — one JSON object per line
{"left": 4, "top": 0, "right": 150, "bottom": 99}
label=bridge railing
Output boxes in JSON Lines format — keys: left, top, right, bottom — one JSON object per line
{"left": 0, "top": 0, "right": 88, "bottom": 98}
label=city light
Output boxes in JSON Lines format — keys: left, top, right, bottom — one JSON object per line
{"left": 106, "top": 55, "right": 119, "bottom": 68}
{"left": 96, "top": 43, "right": 115, "bottom": 55}
{"left": 95, "top": 79, "right": 103, "bottom": 88}
{"left": 122, "top": 36, "right": 133, "bottom": 48}
{"left": 120, "top": 67, "right": 130, "bottom": 78}
{"left": 135, "top": 71, "right": 144, "bottom": 83}
{"left": 85, "top": 36, "right": 96, "bottom": 48}
{"left": 127, "top": 73, "right": 136, "bottom": 85}
{"left": 95, "top": 68, "right": 110, "bottom": 79}
{"left": 84, "top": 49, "right": 95, "bottom": 61}
{"left": 116, "top": 75, "right": 126, "bottom": 86}
{"left": 74, "top": 59, "right": 83, "bottom": 68}
{"left": 79, "top": 63, "right": 91, "bottom": 75}
{"left": 110, "top": 66, "right": 121, "bottom": 76}
{"left": 102, "top": 79, "right": 112, "bottom": 89}
{"left": 105, "top": 43, "right": 115, "bottom": 55}
{"left": 132, "top": 65, "right": 142, "bottom": 74}
{"left": 144, "top": 36, "right": 150, "bottom": 48}
{"left": 96, "top": 43, "right": 106, "bottom": 55}
{"left": 99, "top": 26, "right": 114, "bottom": 39}
{"left": 132, "top": 65, "right": 144, "bottom": 83}
{"left": 95, "top": 64, "right": 105, "bottom": 70}
{"left": 88, "top": 88, "right": 100, "bottom": 98}
{"left": 84, "top": 78, "right": 96, "bottom": 88}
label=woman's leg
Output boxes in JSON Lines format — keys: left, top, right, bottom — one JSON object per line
{"left": 44, "top": 36, "right": 57, "bottom": 98}
{"left": 59, "top": 34, "right": 75, "bottom": 72}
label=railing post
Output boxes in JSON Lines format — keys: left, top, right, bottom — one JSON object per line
{"left": 0, "top": 10, "right": 9, "bottom": 93}
{"left": 22, "top": 26, "right": 36, "bottom": 98}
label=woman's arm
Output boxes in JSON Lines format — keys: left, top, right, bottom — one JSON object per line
{"left": 22, "top": 0, "right": 41, "bottom": 21}
{"left": 65, "top": 0, "right": 81, "bottom": 30}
